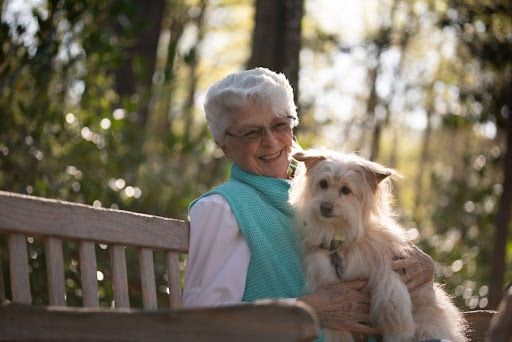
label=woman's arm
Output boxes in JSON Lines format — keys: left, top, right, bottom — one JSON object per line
{"left": 184, "top": 194, "right": 250, "bottom": 306}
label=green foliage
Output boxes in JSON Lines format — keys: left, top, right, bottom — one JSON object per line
{"left": 0, "top": 0, "right": 228, "bottom": 308}
{"left": 408, "top": 0, "right": 512, "bottom": 309}
{"left": 1, "top": 0, "right": 510, "bottom": 314}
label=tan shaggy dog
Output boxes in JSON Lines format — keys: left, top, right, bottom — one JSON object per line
{"left": 289, "top": 149, "right": 467, "bottom": 342}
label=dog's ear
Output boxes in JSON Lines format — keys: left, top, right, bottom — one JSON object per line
{"left": 359, "top": 161, "right": 399, "bottom": 191}
{"left": 375, "top": 169, "right": 393, "bottom": 183}
{"left": 293, "top": 151, "right": 326, "bottom": 172}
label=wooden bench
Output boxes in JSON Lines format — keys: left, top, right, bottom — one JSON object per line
{"left": 0, "top": 190, "right": 495, "bottom": 341}
{"left": 0, "top": 190, "right": 318, "bottom": 341}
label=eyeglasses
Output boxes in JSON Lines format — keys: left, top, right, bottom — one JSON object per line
{"left": 225, "top": 116, "right": 295, "bottom": 143}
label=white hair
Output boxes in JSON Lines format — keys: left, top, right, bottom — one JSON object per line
{"left": 203, "top": 67, "right": 298, "bottom": 143}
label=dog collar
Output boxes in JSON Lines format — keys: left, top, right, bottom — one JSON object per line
{"left": 319, "top": 238, "right": 344, "bottom": 280}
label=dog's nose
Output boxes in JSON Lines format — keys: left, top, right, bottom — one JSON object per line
{"left": 320, "top": 202, "right": 333, "bottom": 217}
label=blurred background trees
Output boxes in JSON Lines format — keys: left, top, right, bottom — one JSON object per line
{"left": 0, "top": 0, "right": 510, "bottom": 311}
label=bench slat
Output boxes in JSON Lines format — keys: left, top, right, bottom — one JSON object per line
{"left": 464, "top": 310, "right": 496, "bottom": 342}
{"left": 0, "top": 301, "right": 319, "bottom": 342}
{"left": 0, "top": 244, "right": 6, "bottom": 304}
{"left": 7, "top": 234, "right": 31, "bottom": 304}
{"left": 79, "top": 241, "right": 99, "bottom": 307}
{"left": 166, "top": 251, "right": 183, "bottom": 308}
{"left": 110, "top": 245, "right": 129, "bottom": 308}
{"left": 0, "top": 191, "right": 189, "bottom": 252}
{"left": 139, "top": 248, "right": 157, "bottom": 309}
{"left": 44, "top": 237, "right": 66, "bottom": 306}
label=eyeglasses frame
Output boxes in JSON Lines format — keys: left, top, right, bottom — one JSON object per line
{"left": 224, "top": 115, "right": 297, "bottom": 143}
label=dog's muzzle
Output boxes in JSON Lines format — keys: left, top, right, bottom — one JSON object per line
{"left": 320, "top": 201, "right": 334, "bottom": 217}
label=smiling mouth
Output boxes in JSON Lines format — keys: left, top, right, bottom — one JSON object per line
{"left": 260, "top": 150, "right": 282, "bottom": 161}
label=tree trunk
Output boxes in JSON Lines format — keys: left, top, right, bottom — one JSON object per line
{"left": 489, "top": 83, "right": 512, "bottom": 309}
{"left": 413, "top": 108, "right": 433, "bottom": 221}
{"left": 361, "top": 62, "right": 379, "bottom": 159}
{"left": 114, "top": 0, "right": 166, "bottom": 128}
{"left": 247, "top": 0, "right": 304, "bottom": 109}
{"left": 183, "top": 0, "right": 208, "bottom": 149}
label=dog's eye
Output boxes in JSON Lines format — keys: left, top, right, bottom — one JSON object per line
{"left": 341, "top": 186, "right": 351, "bottom": 195}
{"left": 319, "top": 180, "right": 328, "bottom": 189}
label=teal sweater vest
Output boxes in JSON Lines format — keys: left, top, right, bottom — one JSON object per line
{"left": 189, "top": 163, "right": 305, "bottom": 301}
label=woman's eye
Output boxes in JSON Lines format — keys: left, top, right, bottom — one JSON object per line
{"left": 273, "top": 122, "right": 288, "bottom": 132}
{"left": 243, "top": 129, "right": 261, "bottom": 139}
{"left": 341, "top": 186, "right": 351, "bottom": 195}
{"left": 320, "top": 180, "right": 328, "bottom": 189}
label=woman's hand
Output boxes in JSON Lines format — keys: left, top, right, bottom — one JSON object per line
{"left": 392, "top": 243, "right": 434, "bottom": 292}
{"left": 298, "top": 280, "right": 378, "bottom": 335}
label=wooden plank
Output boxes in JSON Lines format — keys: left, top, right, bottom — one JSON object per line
{"left": 43, "top": 237, "right": 66, "bottom": 306}
{"left": 79, "top": 241, "right": 99, "bottom": 307}
{"left": 110, "top": 245, "right": 129, "bottom": 308}
{"left": 7, "top": 234, "right": 31, "bottom": 304}
{"left": 0, "top": 243, "right": 6, "bottom": 304}
{"left": 0, "top": 191, "right": 189, "bottom": 252}
{"left": 0, "top": 300, "right": 319, "bottom": 341}
{"left": 139, "top": 248, "right": 157, "bottom": 309}
{"left": 486, "top": 287, "right": 512, "bottom": 342}
{"left": 463, "top": 310, "right": 496, "bottom": 342}
{"left": 166, "top": 251, "right": 183, "bottom": 309}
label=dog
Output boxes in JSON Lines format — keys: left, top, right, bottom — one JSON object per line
{"left": 288, "top": 148, "right": 467, "bottom": 342}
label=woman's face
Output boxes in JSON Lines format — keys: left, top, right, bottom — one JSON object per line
{"left": 218, "top": 103, "right": 293, "bottom": 179}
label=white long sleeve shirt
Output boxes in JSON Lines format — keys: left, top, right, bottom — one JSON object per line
{"left": 183, "top": 194, "right": 251, "bottom": 307}
{"left": 183, "top": 194, "right": 297, "bottom": 307}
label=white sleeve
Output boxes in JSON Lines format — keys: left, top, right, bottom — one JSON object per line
{"left": 183, "top": 194, "right": 251, "bottom": 307}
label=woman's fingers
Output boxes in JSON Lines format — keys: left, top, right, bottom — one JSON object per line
{"left": 304, "top": 280, "right": 379, "bottom": 333}
{"left": 344, "top": 287, "right": 371, "bottom": 304}
{"left": 322, "top": 281, "right": 372, "bottom": 304}
{"left": 399, "top": 273, "right": 409, "bottom": 284}
{"left": 346, "top": 323, "right": 379, "bottom": 335}
{"left": 406, "top": 263, "right": 423, "bottom": 278}
{"left": 358, "top": 303, "right": 371, "bottom": 314}
{"left": 340, "top": 279, "right": 368, "bottom": 290}
{"left": 316, "top": 298, "right": 371, "bottom": 312}
{"left": 391, "top": 258, "right": 415, "bottom": 270}
{"left": 340, "top": 280, "right": 372, "bottom": 304}
{"left": 338, "top": 302, "right": 371, "bottom": 313}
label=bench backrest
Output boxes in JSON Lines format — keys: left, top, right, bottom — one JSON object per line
{"left": 0, "top": 190, "right": 188, "bottom": 309}
{"left": 0, "top": 190, "right": 497, "bottom": 342}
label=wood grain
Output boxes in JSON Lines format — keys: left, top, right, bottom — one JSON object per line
{"left": 0, "top": 300, "right": 319, "bottom": 342}
{"left": 464, "top": 310, "right": 496, "bottom": 342}
{"left": 79, "top": 241, "right": 99, "bottom": 307}
{"left": 0, "top": 190, "right": 189, "bottom": 252}
{"left": 139, "top": 248, "right": 157, "bottom": 309}
{"left": 0, "top": 244, "right": 6, "bottom": 304}
{"left": 166, "top": 251, "right": 183, "bottom": 308}
{"left": 110, "top": 245, "right": 130, "bottom": 308}
{"left": 7, "top": 234, "right": 31, "bottom": 304}
{"left": 43, "top": 237, "right": 66, "bottom": 306}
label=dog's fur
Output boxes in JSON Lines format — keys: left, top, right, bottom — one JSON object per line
{"left": 289, "top": 149, "right": 467, "bottom": 342}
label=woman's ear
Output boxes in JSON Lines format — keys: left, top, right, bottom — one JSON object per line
{"left": 216, "top": 140, "right": 232, "bottom": 159}
{"left": 292, "top": 151, "right": 326, "bottom": 172}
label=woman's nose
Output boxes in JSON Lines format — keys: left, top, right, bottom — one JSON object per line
{"left": 260, "top": 127, "right": 279, "bottom": 145}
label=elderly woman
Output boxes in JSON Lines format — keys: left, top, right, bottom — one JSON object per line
{"left": 183, "top": 68, "right": 434, "bottom": 336}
